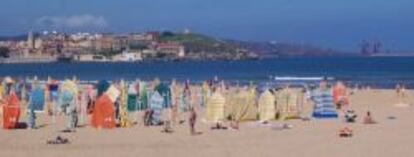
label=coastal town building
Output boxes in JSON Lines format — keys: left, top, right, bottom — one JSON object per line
{"left": 156, "top": 42, "right": 185, "bottom": 57}
{"left": 74, "top": 54, "right": 108, "bottom": 62}
{"left": 112, "top": 49, "right": 143, "bottom": 62}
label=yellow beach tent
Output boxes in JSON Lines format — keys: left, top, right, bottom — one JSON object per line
{"left": 276, "top": 88, "right": 303, "bottom": 120}
{"left": 226, "top": 88, "right": 257, "bottom": 121}
{"left": 206, "top": 91, "right": 226, "bottom": 123}
{"left": 258, "top": 90, "right": 276, "bottom": 122}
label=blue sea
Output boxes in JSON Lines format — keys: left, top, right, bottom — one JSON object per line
{"left": 0, "top": 57, "right": 414, "bottom": 88}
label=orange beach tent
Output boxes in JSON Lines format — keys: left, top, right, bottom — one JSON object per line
{"left": 2, "top": 92, "right": 20, "bottom": 129}
{"left": 91, "top": 94, "right": 116, "bottom": 129}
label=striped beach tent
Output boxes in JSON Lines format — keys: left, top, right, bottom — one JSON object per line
{"left": 91, "top": 85, "right": 119, "bottom": 129}
{"left": 155, "top": 83, "right": 171, "bottom": 108}
{"left": 226, "top": 89, "right": 257, "bottom": 121}
{"left": 2, "top": 92, "right": 21, "bottom": 129}
{"left": 258, "top": 90, "right": 276, "bottom": 122}
{"left": 119, "top": 80, "right": 132, "bottom": 127}
{"left": 312, "top": 88, "right": 338, "bottom": 118}
{"left": 206, "top": 91, "right": 226, "bottom": 123}
{"left": 127, "top": 83, "right": 138, "bottom": 112}
{"left": 28, "top": 87, "right": 45, "bottom": 112}
{"left": 59, "top": 80, "right": 78, "bottom": 114}
{"left": 201, "top": 82, "right": 211, "bottom": 107}
{"left": 139, "top": 82, "right": 149, "bottom": 110}
{"left": 150, "top": 91, "right": 164, "bottom": 125}
{"left": 180, "top": 89, "right": 191, "bottom": 112}
{"left": 277, "top": 88, "right": 302, "bottom": 120}
{"left": 91, "top": 94, "right": 116, "bottom": 129}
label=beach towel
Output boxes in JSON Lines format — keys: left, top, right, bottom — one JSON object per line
{"left": 2, "top": 92, "right": 20, "bottom": 129}
{"left": 206, "top": 92, "right": 226, "bottom": 123}
{"left": 150, "top": 91, "right": 164, "bottom": 125}
{"left": 91, "top": 94, "right": 116, "bottom": 129}
{"left": 29, "top": 88, "right": 45, "bottom": 111}
{"left": 258, "top": 90, "right": 276, "bottom": 122}
{"left": 311, "top": 88, "right": 338, "bottom": 118}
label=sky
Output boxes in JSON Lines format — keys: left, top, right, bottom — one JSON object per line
{"left": 0, "top": 0, "right": 413, "bottom": 52}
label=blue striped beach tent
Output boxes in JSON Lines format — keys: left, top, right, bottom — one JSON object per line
{"left": 155, "top": 83, "right": 171, "bottom": 108}
{"left": 311, "top": 88, "right": 338, "bottom": 118}
{"left": 29, "top": 88, "right": 45, "bottom": 112}
{"left": 150, "top": 91, "right": 164, "bottom": 125}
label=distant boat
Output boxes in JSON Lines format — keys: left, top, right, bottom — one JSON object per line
{"left": 57, "top": 53, "right": 74, "bottom": 62}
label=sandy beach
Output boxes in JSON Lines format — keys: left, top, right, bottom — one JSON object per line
{"left": 1, "top": 89, "right": 414, "bottom": 157}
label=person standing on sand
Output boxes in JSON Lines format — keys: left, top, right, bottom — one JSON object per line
{"left": 189, "top": 106, "right": 197, "bottom": 135}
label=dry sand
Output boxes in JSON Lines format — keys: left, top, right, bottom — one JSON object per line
{"left": 1, "top": 89, "right": 414, "bottom": 157}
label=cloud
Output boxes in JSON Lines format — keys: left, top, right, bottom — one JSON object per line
{"left": 36, "top": 14, "right": 108, "bottom": 28}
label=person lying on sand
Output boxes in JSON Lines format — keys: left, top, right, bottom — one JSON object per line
{"left": 211, "top": 122, "right": 227, "bottom": 130}
{"left": 363, "top": 111, "right": 377, "bottom": 124}
{"left": 339, "top": 127, "right": 353, "bottom": 137}
{"left": 47, "top": 136, "right": 70, "bottom": 145}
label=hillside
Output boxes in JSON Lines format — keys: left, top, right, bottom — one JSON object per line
{"left": 159, "top": 32, "right": 257, "bottom": 60}
{"left": 158, "top": 32, "right": 349, "bottom": 59}
{"left": 229, "top": 41, "right": 349, "bottom": 58}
